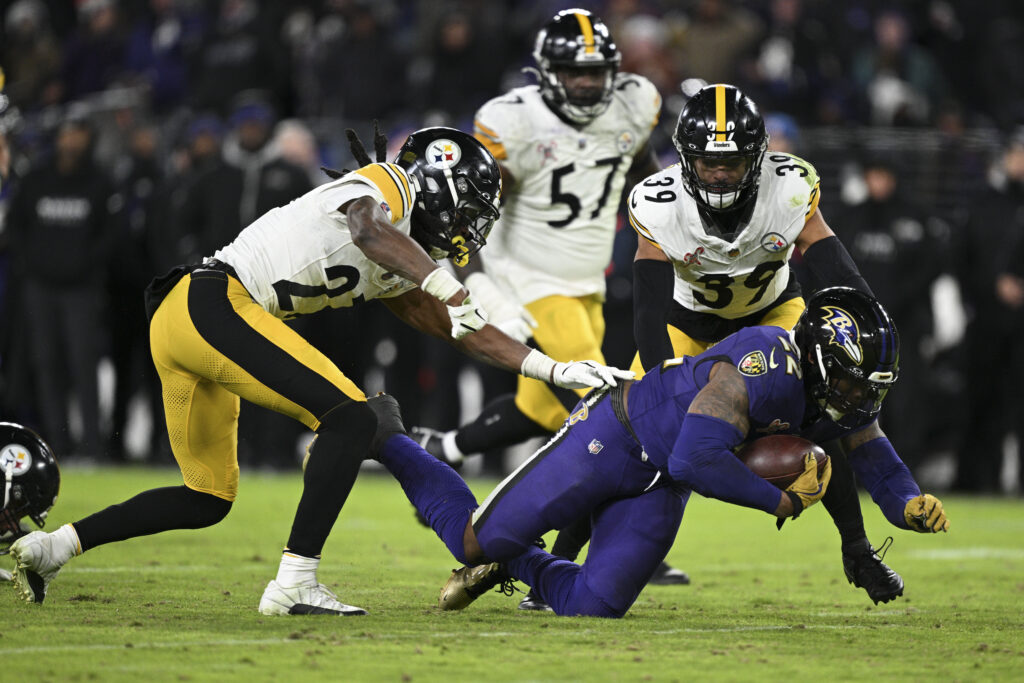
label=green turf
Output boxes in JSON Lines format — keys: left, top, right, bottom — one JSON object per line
{"left": 3, "top": 465, "right": 1023, "bottom": 681}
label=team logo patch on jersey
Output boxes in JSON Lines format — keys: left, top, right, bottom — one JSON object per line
{"left": 0, "top": 444, "right": 32, "bottom": 475}
{"left": 617, "top": 131, "right": 635, "bottom": 154}
{"left": 379, "top": 201, "right": 392, "bottom": 217}
{"left": 738, "top": 351, "right": 768, "bottom": 376}
{"left": 821, "top": 305, "right": 863, "bottom": 364}
{"left": 761, "top": 232, "right": 787, "bottom": 252}
{"left": 537, "top": 142, "right": 557, "bottom": 165}
{"left": 588, "top": 439, "right": 604, "bottom": 455}
{"left": 426, "top": 139, "right": 462, "bottom": 170}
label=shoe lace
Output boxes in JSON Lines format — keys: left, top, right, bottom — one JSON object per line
{"left": 875, "top": 536, "right": 894, "bottom": 562}
{"left": 495, "top": 576, "right": 523, "bottom": 598}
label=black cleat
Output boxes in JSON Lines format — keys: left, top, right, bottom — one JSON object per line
{"left": 517, "top": 589, "right": 554, "bottom": 612}
{"left": 410, "top": 426, "right": 463, "bottom": 470}
{"left": 648, "top": 561, "right": 691, "bottom": 586}
{"left": 843, "top": 537, "right": 904, "bottom": 605}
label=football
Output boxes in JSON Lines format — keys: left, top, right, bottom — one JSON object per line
{"left": 736, "top": 435, "right": 829, "bottom": 489}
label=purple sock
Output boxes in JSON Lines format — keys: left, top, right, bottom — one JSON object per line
{"left": 506, "top": 546, "right": 622, "bottom": 618}
{"left": 378, "top": 434, "right": 478, "bottom": 563}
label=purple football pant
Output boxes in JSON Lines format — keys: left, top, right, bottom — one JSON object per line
{"left": 473, "top": 390, "right": 690, "bottom": 617}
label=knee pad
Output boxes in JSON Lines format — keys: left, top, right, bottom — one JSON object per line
{"left": 366, "top": 393, "right": 407, "bottom": 458}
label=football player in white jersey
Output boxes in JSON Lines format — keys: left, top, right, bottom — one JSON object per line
{"left": 8, "top": 126, "right": 632, "bottom": 614}
{"left": 628, "top": 83, "right": 910, "bottom": 605}
{"left": 410, "top": 9, "right": 689, "bottom": 602}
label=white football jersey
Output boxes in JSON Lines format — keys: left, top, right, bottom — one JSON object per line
{"left": 214, "top": 162, "right": 419, "bottom": 319}
{"left": 628, "top": 153, "right": 821, "bottom": 320}
{"left": 474, "top": 73, "right": 661, "bottom": 303}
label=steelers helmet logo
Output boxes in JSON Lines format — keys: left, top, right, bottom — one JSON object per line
{"left": 426, "top": 139, "right": 462, "bottom": 170}
{"left": 0, "top": 443, "right": 32, "bottom": 475}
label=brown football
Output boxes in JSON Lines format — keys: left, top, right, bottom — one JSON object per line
{"left": 736, "top": 435, "right": 829, "bottom": 489}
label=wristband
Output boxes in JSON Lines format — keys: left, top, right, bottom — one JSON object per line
{"left": 421, "top": 267, "right": 463, "bottom": 302}
{"left": 520, "top": 348, "right": 557, "bottom": 383}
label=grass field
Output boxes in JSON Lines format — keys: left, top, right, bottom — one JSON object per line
{"left": 3, "top": 465, "right": 1023, "bottom": 682}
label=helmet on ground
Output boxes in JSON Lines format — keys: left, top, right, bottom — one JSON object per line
{"left": 395, "top": 127, "right": 501, "bottom": 266}
{"left": 794, "top": 288, "right": 900, "bottom": 430}
{"left": 532, "top": 8, "right": 621, "bottom": 125}
{"left": 673, "top": 83, "right": 768, "bottom": 211}
{"left": 0, "top": 422, "right": 60, "bottom": 544}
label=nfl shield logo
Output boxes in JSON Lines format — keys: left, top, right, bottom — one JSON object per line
{"left": 588, "top": 439, "right": 604, "bottom": 455}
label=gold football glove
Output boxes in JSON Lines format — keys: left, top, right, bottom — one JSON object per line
{"left": 904, "top": 494, "right": 950, "bottom": 533}
{"left": 786, "top": 452, "right": 832, "bottom": 512}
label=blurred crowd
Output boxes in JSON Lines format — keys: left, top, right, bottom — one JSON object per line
{"left": 1, "top": 0, "right": 1023, "bottom": 493}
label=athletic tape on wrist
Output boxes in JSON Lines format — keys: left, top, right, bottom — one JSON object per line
{"left": 520, "top": 348, "right": 557, "bottom": 383}
{"left": 421, "top": 267, "right": 463, "bottom": 302}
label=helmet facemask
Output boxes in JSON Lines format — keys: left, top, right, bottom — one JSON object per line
{"left": 679, "top": 146, "right": 766, "bottom": 211}
{"left": 804, "top": 342, "right": 897, "bottom": 430}
{"left": 795, "top": 288, "right": 900, "bottom": 431}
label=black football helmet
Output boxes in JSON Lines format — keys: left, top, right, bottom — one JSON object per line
{"left": 0, "top": 422, "right": 60, "bottom": 546}
{"left": 794, "top": 288, "right": 900, "bottom": 430}
{"left": 395, "top": 127, "right": 501, "bottom": 267}
{"left": 673, "top": 84, "right": 768, "bottom": 212}
{"left": 532, "top": 9, "right": 621, "bottom": 125}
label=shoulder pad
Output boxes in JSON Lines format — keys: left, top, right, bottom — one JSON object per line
{"left": 627, "top": 165, "right": 681, "bottom": 248}
{"left": 474, "top": 87, "right": 537, "bottom": 149}
{"left": 761, "top": 152, "right": 821, "bottom": 221}
{"left": 348, "top": 162, "right": 415, "bottom": 223}
{"left": 612, "top": 73, "right": 662, "bottom": 131}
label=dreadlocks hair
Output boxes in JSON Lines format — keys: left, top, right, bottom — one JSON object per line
{"left": 321, "top": 119, "right": 389, "bottom": 180}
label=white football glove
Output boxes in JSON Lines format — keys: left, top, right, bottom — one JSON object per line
{"left": 521, "top": 349, "right": 635, "bottom": 390}
{"left": 447, "top": 294, "right": 488, "bottom": 340}
{"left": 465, "top": 272, "right": 537, "bottom": 343}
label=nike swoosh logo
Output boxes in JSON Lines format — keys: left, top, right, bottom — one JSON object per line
{"left": 769, "top": 348, "right": 778, "bottom": 369}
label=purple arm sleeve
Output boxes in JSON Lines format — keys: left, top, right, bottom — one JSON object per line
{"left": 846, "top": 436, "right": 921, "bottom": 529}
{"left": 668, "top": 413, "right": 782, "bottom": 514}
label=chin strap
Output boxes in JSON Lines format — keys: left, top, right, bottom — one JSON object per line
{"left": 3, "top": 461, "right": 13, "bottom": 511}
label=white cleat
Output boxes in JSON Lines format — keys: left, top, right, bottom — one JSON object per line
{"left": 258, "top": 579, "right": 368, "bottom": 616}
{"left": 10, "top": 531, "right": 69, "bottom": 604}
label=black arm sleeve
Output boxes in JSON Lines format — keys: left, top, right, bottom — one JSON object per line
{"left": 801, "top": 235, "right": 874, "bottom": 296}
{"left": 633, "top": 258, "right": 676, "bottom": 371}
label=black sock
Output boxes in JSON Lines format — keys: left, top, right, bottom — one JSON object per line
{"left": 454, "top": 394, "right": 550, "bottom": 455}
{"left": 286, "top": 418, "right": 374, "bottom": 558}
{"left": 550, "top": 514, "right": 592, "bottom": 562}
{"left": 821, "top": 442, "right": 868, "bottom": 550}
{"left": 74, "top": 486, "right": 232, "bottom": 552}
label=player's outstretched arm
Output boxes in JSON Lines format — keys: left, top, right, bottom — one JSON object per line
{"left": 381, "top": 290, "right": 631, "bottom": 391}
{"left": 840, "top": 422, "right": 948, "bottom": 531}
{"left": 346, "top": 196, "right": 448, "bottom": 288}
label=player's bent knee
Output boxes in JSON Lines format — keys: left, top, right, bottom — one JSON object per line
{"left": 317, "top": 399, "right": 378, "bottom": 452}
{"left": 365, "top": 393, "right": 406, "bottom": 457}
{"left": 182, "top": 488, "right": 233, "bottom": 528}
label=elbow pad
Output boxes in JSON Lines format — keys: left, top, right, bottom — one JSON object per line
{"left": 633, "top": 259, "right": 676, "bottom": 370}
{"left": 847, "top": 436, "right": 921, "bottom": 529}
{"left": 802, "top": 236, "right": 874, "bottom": 296}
